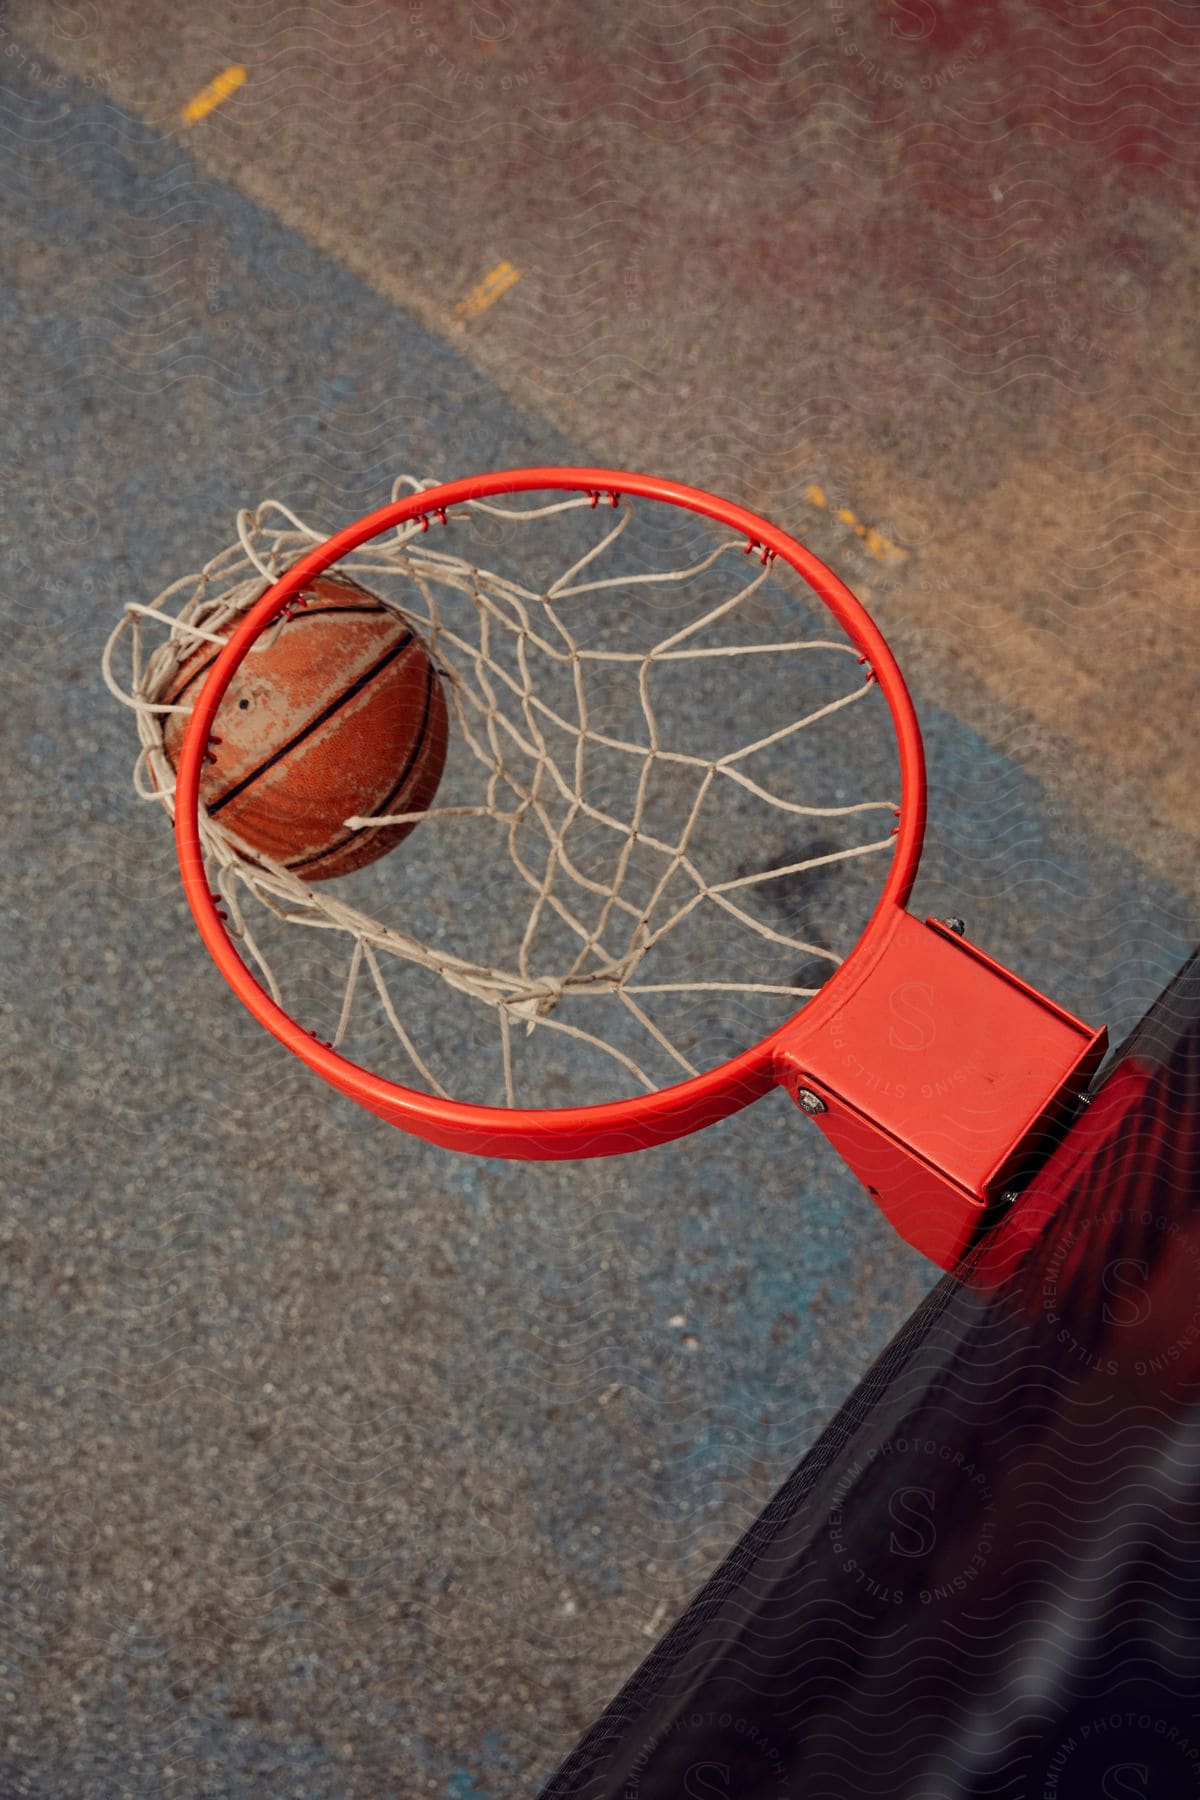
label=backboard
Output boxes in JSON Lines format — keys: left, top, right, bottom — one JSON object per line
{"left": 541, "top": 949, "right": 1200, "bottom": 1798}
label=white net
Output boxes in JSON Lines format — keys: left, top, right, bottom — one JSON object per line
{"left": 102, "top": 476, "right": 903, "bottom": 1108}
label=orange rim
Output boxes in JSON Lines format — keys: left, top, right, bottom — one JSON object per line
{"left": 175, "top": 466, "right": 927, "bottom": 1158}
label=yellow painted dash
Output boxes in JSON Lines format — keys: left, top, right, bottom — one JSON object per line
{"left": 804, "top": 482, "right": 908, "bottom": 565}
{"left": 456, "top": 260, "right": 521, "bottom": 322}
{"left": 182, "top": 65, "right": 247, "bottom": 125}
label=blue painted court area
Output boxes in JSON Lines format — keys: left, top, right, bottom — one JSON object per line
{"left": 1, "top": 59, "right": 1195, "bottom": 1800}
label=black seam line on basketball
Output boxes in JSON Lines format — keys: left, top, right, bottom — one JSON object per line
{"left": 208, "top": 629, "right": 415, "bottom": 816}
{"left": 165, "top": 605, "right": 391, "bottom": 706}
{"left": 286, "top": 662, "right": 439, "bottom": 873}
{"left": 288, "top": 602, "right": 390, "bottom": 619}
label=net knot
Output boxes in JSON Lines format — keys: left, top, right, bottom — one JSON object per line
{"left": 743, "top": 538, "right": 776, "bottom": 566}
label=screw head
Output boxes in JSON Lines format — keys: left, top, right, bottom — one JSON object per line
{"left": 796, "top": 1088, "right": 827, "bottom": 1116}
{"left": 945, "top": 917, "right": 966, "bottom": 936}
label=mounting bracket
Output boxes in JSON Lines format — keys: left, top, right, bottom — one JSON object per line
{"left": 775, "top": 914, "right": 1108, "bottom": 1269}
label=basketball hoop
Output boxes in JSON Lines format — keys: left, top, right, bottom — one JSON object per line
{"left": 105, "top": 466, "right": 1105, "bottom": 1269}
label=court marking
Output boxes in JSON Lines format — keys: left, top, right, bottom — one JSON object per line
{"left": 803, "top": 482, "right": 909, "bottom": 565}
{"left": 181, "top": 65, "right": 247, "bottom": 125}
{"left": 455, "top": 259, "right": 521, "bottom": 322}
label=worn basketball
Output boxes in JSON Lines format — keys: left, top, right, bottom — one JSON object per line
{"left": 162, "top": 573, "right": 449, "bottom": 882}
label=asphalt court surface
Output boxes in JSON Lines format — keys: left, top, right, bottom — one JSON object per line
{"left": 2, "top": 4, "right": 1199, "bottom": 1795}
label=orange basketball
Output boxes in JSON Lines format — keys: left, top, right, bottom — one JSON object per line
{"left": 162, "top": 574, "right": 449, "bottom": 882}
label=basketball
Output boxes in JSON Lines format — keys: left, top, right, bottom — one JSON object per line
{"left": 161, "top": 573, "right": 449, "bottom": 881}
